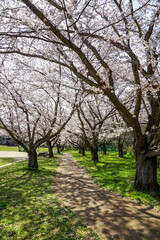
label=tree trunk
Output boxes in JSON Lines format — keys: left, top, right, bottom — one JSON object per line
{"left": 57, "top": 144, "right": 60, "bottom": 154}
{"left": 157, "top": 158, "right": 160, "bottom": 168}
{"left": 134, "top": 146, "right": 159, "bottom": 195}
{"left": 81, "top": 147, "right": 85, "bottom": 156}
{"left": 60, "top": 145, "right": 64, "bottom": 151}
{"left": 28, "top": 150, "right": 38, "bottom": 168}
{"left": 102, "top": 143, "right": 106, "bottom": 155}
{"left": 79, "top": 147, "right": 82, "bottom": 153}
{"left": 118, "top": 138, "right": 123, "bottom": 158}
{"left": 91, "top": 146, "right": 98, "bottom": 162}
{"left": 47, "top": 140, "right": 54, "bottom": 158}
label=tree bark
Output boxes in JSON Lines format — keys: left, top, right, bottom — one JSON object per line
{"left": 134, "top": 145, "right": 159, "bottom": 195}
{"left": 79, "top": 147, "right": 82, "bottom": 153}
{"left": 81, "top": 146, "right": 85, "bottom": 156}
{"left": 28, "top": 150, "right": 38, "bottom": 168}
{"left": 60, "top": 145, "right": 64, "bottom": 151}
{"left": 102, "top": 143, "right": 106, "bottom": 155}
{"left": 118, "top": 138, "right": 124, "bottom": 158}
{"left": 47, "top": 140, "right": 54, "bottom": 158}
{"left": 91, "top": 146, "right": 99, "bottom": 162}
{"left": 57, "top": 144, "right": 60, "bottom": 154}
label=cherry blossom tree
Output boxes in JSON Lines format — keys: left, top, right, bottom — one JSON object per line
{"left": 76, "top": 94, "right": 115, "bottom": 161}
{"left": 46, "top": 137, "right": 57, "bottom": 157}
{"left": 108, "top": 114, "right": 132, "bottom": 158}
{"left": 0, "top": 0, "right": 160, "bottom": 192}
{"left": 0, "top": 66, "right": 77, "bottom": 168}
{"left": 64, "top": 112, "right": 87, "bottom": 155}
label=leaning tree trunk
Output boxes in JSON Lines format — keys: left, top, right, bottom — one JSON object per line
{"left": 118, "top": 138, "right": 123, "bottom": 158}
{"left": 47, "top": 140, "right": 54, "bottom": 158}
{"left": 134, "top": 145, "right": 159, "bottom": 195}
{"left": 91, "top": 146, "right": 99, "bottom": 162}
{"left": 28, "top": 149, "right": 38, "bottom": 168}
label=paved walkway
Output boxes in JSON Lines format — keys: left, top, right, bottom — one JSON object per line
{"left": 0, "top": 151, "right": 27, "bottom": 168}
{"left": 52, "top": 154, "right": 160, "bottom": 240}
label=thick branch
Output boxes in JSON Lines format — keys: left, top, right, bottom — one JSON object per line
{"left": 145, "top": 149, "right": 160, "bottom": 158}
{"left": 21, "top": 0, "right": 101, "bottom": 84}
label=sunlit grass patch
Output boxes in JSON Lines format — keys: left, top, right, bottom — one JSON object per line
{"left": 0, "top": 158, "right": 15, "bottom": 166}
{"left": 0, "top": 145, "right": 19, "bottom": 151}
{"left": 0, "top": 145, "right": 49, "bottom": 153}
{"left": 68, "top": 150, "right": 160, "bottom": 210}
{"left": 0, "top": 156, "right": 101, "bottom": 240}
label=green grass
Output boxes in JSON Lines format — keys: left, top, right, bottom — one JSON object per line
{"left": 0, "top": 145, "right": 49, "bottom": 153}
{"left": 0, "top": 156, "right": 101, "bottom": 240}
{"left": 67, "top": 150, "right": 160, "bottom": 210}
{"left": 0, "top": 158, "right": 16, "bottom": 166}
{"left": 0, "top": 145, "right": 19, "bottom": 151}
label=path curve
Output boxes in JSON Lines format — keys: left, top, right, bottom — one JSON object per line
{"left": 52, "top": 153, "right": 160, "bottom": 240}
{"left": 0, "top": 151, "right": 27, "bottom": 168}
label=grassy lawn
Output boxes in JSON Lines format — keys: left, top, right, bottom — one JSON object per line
{"left": 68, "top": 150, "right": 160, "bottom": 210}
{"left": 0, "top": 145, "right": 49, "bottom": 152}
{"left": 0, "top": 158, "right": 16, "bottom": 166}
{"left": 0, "top": 156, "right": 101, "bottom": 240}
{"left": 0, "top": 146, "right": 19, "bottom": 151}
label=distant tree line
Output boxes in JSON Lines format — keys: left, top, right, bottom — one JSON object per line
{"left": 0, "top": 136, "right": 17, "bottom": 146}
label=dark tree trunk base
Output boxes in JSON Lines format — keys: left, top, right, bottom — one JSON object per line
{"left": 49, "top": 152, "right": 54, "bottom": 158}
{"left": 91, "top": 147, "right": 99, "bottom": 162}
{"left": 28, "top": 150, "right": 38, "bottom": 168}
{"left": 134, "top": 151, "right": 159, "bottom": 195}
{"left": 57, "top": 145, "right": 60, "bottom": 154}
{"left": 118, "top": 138, "right": 124, "bottom": 158}
{"left": 81, "top": 147, "right": 85, "bottom": 156}
{"left": 102, "top": 144, "right": 106, "bottom": 155}
{"left": 118, "top": 148, "right": 123, "bottom": 158}
{"left": 47, "top": 141, "right": 54, "bottom": 158}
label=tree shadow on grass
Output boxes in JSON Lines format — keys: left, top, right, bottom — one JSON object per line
{"left": 75, "top": 152, "right": 160, "bottom": 201}
{"left": 0, "top": 158, "right": 100, "bottom": 240}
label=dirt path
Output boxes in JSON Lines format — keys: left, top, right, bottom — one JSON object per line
{"left": 0, "top": 151, "right": 27, "bottom": 168}
{"left": 52, "top": 153, "right": 160, "bottom": 240}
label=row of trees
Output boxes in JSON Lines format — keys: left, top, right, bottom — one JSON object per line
{"left": 0, "top": 0, "right": 160, "bottom": 194}
{"left": 0, "top": 71, "right": 127, "bottom": 164}
{"left": 0, "top": 69, "right": 78, "bottom": 167}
